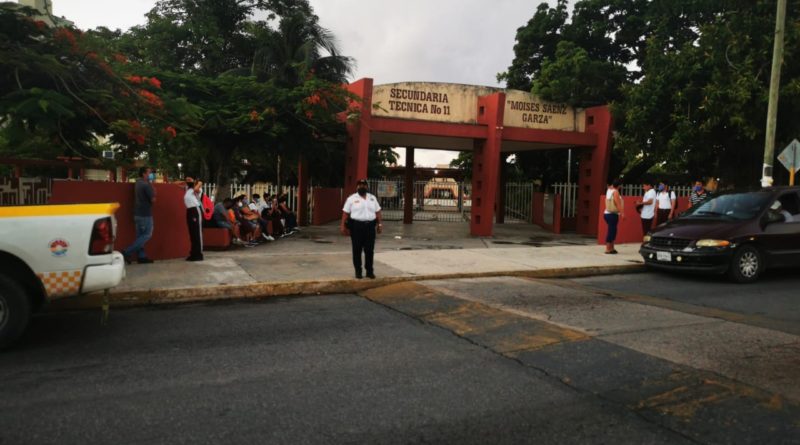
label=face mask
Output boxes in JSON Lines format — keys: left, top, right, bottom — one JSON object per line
{"left": 238, "top": 202, "right": 243, "bottom": 208}
{"left": 657, "top": 185, "right": 665, "bottom": 191}
{"left": 694, "top": 186, "right": 702, "bottom": 192}
{"left": 148, "top": 173, "right": 156, "bottom": 182}
{"left": 357, "top": 187, "right": 367, "bottom": 196}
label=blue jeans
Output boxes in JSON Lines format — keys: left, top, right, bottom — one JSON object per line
{"left": 123, "top": 216, "right": 153, "bottom": 259}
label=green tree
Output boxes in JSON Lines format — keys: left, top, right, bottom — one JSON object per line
{"left": 501, "top": 0, "right": 800, "bottom": 187}
{"left": 0, "top": 5, "right": 169, "bottom": 162}
{"left": 105, "top": 0, "right": 356, "bottom": 193}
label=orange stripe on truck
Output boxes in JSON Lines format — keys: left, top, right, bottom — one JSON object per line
{"left": 0, "top": 203, "right": 120, "bottom": 218}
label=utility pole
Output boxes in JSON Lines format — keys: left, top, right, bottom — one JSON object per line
{"left": 762, "top": 0, "right": 788, "bottom": 188}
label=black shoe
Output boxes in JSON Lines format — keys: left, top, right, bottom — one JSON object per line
{"left": 355, "top": 272, "right": 363, "bottom": 279}
{"left": 138, "top": 258, "right": 154, "bottom": 264}
{"left": 366, "top": 272, "right": 376, "bottom": 279}
{"left": 186, "top": 256, "right": 203, "bottom": 262}
{"left": 123, "top": 255, "right": 132, "bottom": 265}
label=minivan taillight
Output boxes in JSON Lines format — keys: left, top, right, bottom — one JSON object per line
{"left": 89, "top": 217, "right": 114, "bottom": 255}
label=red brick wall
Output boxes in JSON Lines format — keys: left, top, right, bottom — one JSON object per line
{"left": 312, "top": 187, "right": 343, "bottom": 225}
{"left": 50, "top": 181, "right": 190, "bottom": 260}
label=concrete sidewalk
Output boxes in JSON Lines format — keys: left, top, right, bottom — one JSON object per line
{"left": 53, "top": 222, "right": 645, "bottom": 309}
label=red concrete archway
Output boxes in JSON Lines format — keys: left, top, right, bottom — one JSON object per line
{"left": 340, "top": 78, "right": 613, "bottom": 237}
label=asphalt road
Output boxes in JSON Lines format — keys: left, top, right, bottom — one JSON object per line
{"left": 571, "top": 270, "right": 800, "bottom": 333}
{"left": 0, "top": 294, "right": 690, "bottom": 445}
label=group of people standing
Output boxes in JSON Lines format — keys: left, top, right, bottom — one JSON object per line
{"left": 603, "top": 178, "right": 716, "bottom": 254}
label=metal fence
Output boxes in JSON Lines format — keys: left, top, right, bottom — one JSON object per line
{"left": 366, "top": 179, "right": 539, "bottom": 224}
{"left": 620, "top": 184, "right": 692, "bottom": 198}
{"left": 0, "top": 177, "right": 52, "bottom": 206}
{"left": 201, "top": 183, "right": 306, "bottom": 212}
{"left": 367, "top": 179, "right": 472, "bottom": 222}
{"left": 201, "top": 183, "right": 312, "bottom": 223}
{"left": 552, "top": 183, "right": 579, "bottom": 218}
{"left": 504, "top": 182, "right": 535, "bottom": 223}
{"left": 551, "top": 182, "right": 694, "bottom": 219}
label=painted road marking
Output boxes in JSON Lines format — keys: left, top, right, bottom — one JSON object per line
{"left": 361, "top": 280, "right": 800, "bottom": 443}
{"left": 362, "top": 281, "right": 587, "bottom": 354}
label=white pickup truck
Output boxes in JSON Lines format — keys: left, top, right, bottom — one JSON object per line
{"left": 0, "top": 203, "right": 126, "bottom": 348}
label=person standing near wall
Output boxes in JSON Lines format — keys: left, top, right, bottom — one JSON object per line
{"left": 603, "top": 179, "right": 624, "bottom": 254}
{"left": 122, "top": 167, "right": 156, "bottom": 264}
{"left": 636, "top": 181, "right": 656, "bottom": 236}
{"left": 184, "top": 179, "right": 204, "bottom": 261}
{"left": 341, "top": 179, "right": 383, "bottom": 279}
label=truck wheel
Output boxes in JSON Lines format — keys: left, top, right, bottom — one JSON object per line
{"left": 728, "top": 245, "right": 763, "bottom": 284}
{"left": 0, "top": 273, "right": 32, "bottom": 350}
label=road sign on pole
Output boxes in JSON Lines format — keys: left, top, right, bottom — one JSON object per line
{"left": 777, "top": 139, "right": 800, "bottom": 185}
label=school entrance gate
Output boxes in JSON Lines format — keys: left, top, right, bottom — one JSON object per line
{"left": 342, "top": 79, "right": 613, "bottom": 237}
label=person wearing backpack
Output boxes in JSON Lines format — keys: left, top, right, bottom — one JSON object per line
{"left": 656, "top": 182, "right": 677, "bottom": 225}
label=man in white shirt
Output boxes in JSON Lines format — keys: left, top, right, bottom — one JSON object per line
{"left": 636, "top": 181, "right": 656, "bottom": 235}
{"left": 656, "top": 182, "right": 677, "bottom": 225}
{"left": 341, "top": 179, "right": 383, "bottom": 279}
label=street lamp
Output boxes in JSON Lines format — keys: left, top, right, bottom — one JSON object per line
{"left": 177, "top": 162, "right": 183, "bottom": 177}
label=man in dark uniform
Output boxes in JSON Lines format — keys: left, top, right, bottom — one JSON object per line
{"left": 341, "top": 179, "right": 383, "bottom": 279}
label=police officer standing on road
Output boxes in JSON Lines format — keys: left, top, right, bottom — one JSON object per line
{"left": 341, "top": 179, "right": 383, "bottom": 279}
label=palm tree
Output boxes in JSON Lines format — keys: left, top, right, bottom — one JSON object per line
{"left": 236, "top": 11, "right": 355, "bottom": 190}
{"left": 236, "top": 11, "right": 354, "bottom": 86}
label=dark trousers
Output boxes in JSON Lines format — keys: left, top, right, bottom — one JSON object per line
{"left": 657, "top": 209, "right": 671, "bottom": 226}
{"left": 186, "top": 207, "right": 203, "bottom": 260}
{"left": 641, "top": 217, "right": 653, "bottom": 235}
{"left": 350, "top": 220, "right": 376, "bottom": 273}
{"left": 604, "top": 213, "right": 619, "bottom": 243}
{"left": 283, "top": 212, "right": 297, "bottom": 231}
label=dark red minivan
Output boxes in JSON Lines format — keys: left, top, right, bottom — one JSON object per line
{"left": 640, "top": 186, "right": 800, "bottom": 283}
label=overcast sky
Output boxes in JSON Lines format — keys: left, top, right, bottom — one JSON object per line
{"left": 51, "top": 0, "right": 567, "bottom": 167}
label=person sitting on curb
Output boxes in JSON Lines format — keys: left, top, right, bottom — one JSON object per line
{"left": 278, "top": 193, "right": 299, "bottom": 235}
{"left": 209, "top": 198, "right": 246, "bottom": 246}
{"left": 250, "top": 194, "right": 275, "bottom": 241}
{"left": 264, "top": 194, "right": 285, "bottom": 237}
{"left": 234, "top": 195, "right": 261, "bottom": 246}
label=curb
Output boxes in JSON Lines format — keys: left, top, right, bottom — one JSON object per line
{"left": 47, "top": 263, "right": 645, "bottom": 311}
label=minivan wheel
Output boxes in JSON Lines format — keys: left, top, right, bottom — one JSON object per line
{"left": 0, "top": 273, "right": 32, "bottom": 350}
{"left": 728, "top": 245, "right": 763, "bottom": 284}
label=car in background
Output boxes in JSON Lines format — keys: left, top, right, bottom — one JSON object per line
{"left": 640, "top": 187, "right": 800, "bottom": 283}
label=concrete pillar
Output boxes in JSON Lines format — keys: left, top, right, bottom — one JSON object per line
{"left": 344, "top": 78, "right": 373, "bottom": 193}
{"left": 403, "top": 147, "right": 415, "bottom": 224}
{"left": 496, "top": 157, "right": 507, "bottom": 224}
{"left": 297, "top": 155, "right": 309, "bottom": 226}
{"left": 470, "top": 92, "right": 505, "bottom": 237}
{"left": 576, "top": 106, "right": 613, "bottom": 236}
